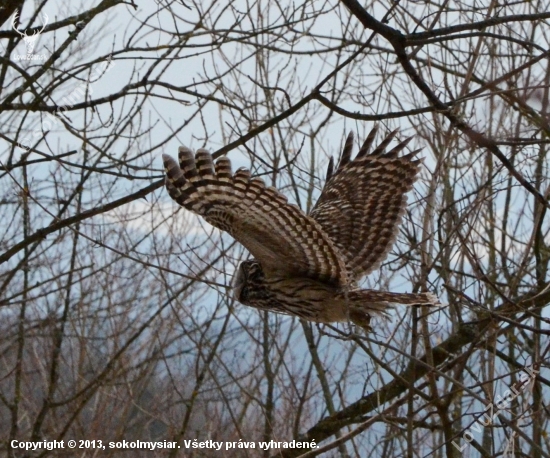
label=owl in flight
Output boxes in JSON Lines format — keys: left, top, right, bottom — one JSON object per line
{"left": 163, "top": 126, "right": 440, "bottom": 329}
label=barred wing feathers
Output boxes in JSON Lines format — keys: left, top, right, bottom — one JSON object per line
{"left": 163, "top": 147, "right": 349, "bottom": 286}
{"left": 310, "top": 127, "right": 422, "bottom": 280}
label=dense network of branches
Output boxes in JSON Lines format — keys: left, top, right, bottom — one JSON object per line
{"left": 0, "top": 1, "right": 549, "bottom": 457}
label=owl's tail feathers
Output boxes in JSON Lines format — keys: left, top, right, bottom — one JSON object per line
{"left": 343, "top": 290, "right": 443, "bottom": 331}
{"left": 345, "top": 289, "right": 441, "bottom": 307}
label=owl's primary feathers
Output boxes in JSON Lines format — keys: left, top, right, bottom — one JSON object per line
{"left": 163, "top": 126, "right": 440, "bottom": 328}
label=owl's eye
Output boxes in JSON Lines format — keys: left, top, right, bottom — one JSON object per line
{"left": 246, "top": 261, "right": 263, "bottom": 279}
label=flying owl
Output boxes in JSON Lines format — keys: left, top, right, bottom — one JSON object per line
{"left": 163, "top": 126, "right": 440, "bottom": 328}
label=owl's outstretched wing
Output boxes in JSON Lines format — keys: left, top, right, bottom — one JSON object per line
{"left": 163, "top": 148, "right": 349, "bottom": 286}
{"left": 310, "top": 126, "right": 422, "bottom": 280}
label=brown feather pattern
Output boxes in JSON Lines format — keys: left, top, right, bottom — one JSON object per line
{"left": 163, "top": 127, "right": 441, "bottom": 328}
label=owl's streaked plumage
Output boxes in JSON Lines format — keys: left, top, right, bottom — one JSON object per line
{"left": 163, "top": 126, "right": 440, "bottom": 328}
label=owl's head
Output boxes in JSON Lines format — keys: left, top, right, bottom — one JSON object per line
{"left": 232, "top": 259, "right": 265, "bottom": 304}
